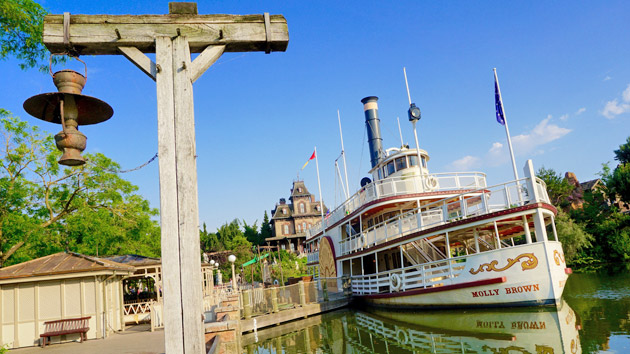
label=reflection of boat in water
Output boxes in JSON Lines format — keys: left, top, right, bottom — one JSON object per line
{"left": 354, "top": 300, "right": 582, "bottom": 354}
{"left": 243, "top": 300, "right": 582, "bottom": 354}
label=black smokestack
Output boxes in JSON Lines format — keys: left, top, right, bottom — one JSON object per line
{"left": 361, "top": 96, "right": 384, "bottom": 169}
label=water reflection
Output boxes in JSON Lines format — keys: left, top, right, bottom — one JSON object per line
{"left": 244, "top": 301, "right": 582, "bottom": 354}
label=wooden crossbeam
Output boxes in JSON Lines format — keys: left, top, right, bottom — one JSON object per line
{"left": 43, "top": 14, "right": 289, "bottom": 55}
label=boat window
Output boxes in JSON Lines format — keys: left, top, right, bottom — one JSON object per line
{"left": 387, "top": 161, "right": 395, "bottom": 175}
{"left": 421, "top": 156, "right": 427, "bottom": 168}
{"left": 408, "top": 155, "right": 418, "bottom": 167}
{"left": 395, "top": 157, "right": 407, "bottom": 171}
{"left": 378, "top": 168, "right": 383, "bottom": 180}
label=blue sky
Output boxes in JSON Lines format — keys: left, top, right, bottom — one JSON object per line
{"left": 2, "top": 1, "right": 630, "bottom": 231}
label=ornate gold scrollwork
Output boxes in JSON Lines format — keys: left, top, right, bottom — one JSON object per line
{"left": 469, "top": 253, "right": 538, "bottom": 275}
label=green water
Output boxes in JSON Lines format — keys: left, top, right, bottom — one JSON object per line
{"left": 243, "top": 271, "right": 630, "bottom": 353}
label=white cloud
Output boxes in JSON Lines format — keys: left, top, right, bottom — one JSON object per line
{"left": 449, "top": 116, "right": 571, "bottom": 170}
{"left": 511, "top": 115, "right": 571, "bottom": 153}
{"left": 559, "top": 114, "right": 569, "bottom": 121}
{"left": 602, "top": 99, "right": 630, "bottom": 119}
{"left": 575, "top": 107, "right": 586, "bottom": 115}
{"left": 601, "top": 84, "right": 630, "bottom": 119}
{"left": 603, "top": 75, "right": 612, "bottom": 81}
{"left": 449, "top": 155, "right": 481, "bottom": 171}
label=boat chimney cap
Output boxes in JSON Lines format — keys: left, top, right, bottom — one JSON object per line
{"left": 361, "top": 96, "right": 378, "bottom": 106}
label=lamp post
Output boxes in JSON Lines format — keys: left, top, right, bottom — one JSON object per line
{"left": 209, "top": 260, "right": 215, "bottom": 298}
{"left": 228, "top": 254, "right": 237, "bottom": 291}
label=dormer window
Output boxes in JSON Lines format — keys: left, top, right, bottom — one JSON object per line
{"left": 315, "top": 205, "right": 320, "bottom": 211}
{"left": 298, "top": 187, "right": 302, "bottom": 192}
{"left": 282, "top": 208, "right": 287, "bottom": 215}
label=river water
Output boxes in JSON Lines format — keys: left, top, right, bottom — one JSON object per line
{"left": 242, "top": 270, "right": 630, "bottom": 353}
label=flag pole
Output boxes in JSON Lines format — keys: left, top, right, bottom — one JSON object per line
{"left": 314, "top": 146, "right": 326, "bottom": 236}
{"left": 494, "top": 68, "right": 519, "bottom": 181}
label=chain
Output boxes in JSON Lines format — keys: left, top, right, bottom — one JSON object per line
{"left": 86, "top": 153, "right": 158, "bottom": 174}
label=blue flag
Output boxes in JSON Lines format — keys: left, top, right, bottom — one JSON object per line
{"left": 494, "top": 76, "right": 505, "bottom": 125}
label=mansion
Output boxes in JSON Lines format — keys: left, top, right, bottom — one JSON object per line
{"left": 267, "top": 180, "right": 326, "bottom": 254}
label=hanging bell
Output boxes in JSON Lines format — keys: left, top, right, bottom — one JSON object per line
{"left": 23, "top": 61, "right": 113, "bottom": 166}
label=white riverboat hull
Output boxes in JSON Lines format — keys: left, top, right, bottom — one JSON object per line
{"left": 356, "top": 241, "right": 570, "bottom": 309}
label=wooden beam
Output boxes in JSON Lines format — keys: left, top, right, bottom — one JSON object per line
{"left": 172, "top": 35, "right": 204, "bottom": 352}
{"left": 118, "top": 46, "right": 157, "bottom": 80}
{"left": 189, "top": 45, "right": 224, "bottom": 83}
{"left": 43, "top": 14, "right": 289, "bottom": 55}
{"left": 155, "top": 36, "right": 185, "bottom": 353}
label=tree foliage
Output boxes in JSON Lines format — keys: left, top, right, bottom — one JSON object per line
{"left": 0, "top": 113, "right": 160, "bottom": 266}
{"left": 614, "top": 136, "right": 630, "bottom": 165}
{"left": 554, "top": 210, "right": 592, "bottom": 264}
{"left": 536, "top": 167, "right": 574, "bottom": 207}
{"left": 0, "top": 0, "right": 60, "bottom": 71}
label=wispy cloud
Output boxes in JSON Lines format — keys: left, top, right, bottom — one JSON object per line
{"left": 559, "top": 114, "right": 569, "bottom": 121}
{"left": 603, "top": 75, "right": 612, "bottom": 81}
{"left": 448, "top": 155, "right": 481, "bottom": 171}
{"left": 575, "top": 107, "right": 586, "bottom": 115}
{"left": 449, "top": 116, "right": 571, "bottom": 169}
{"left": 602, "top": 84, "right": 630, "bottom": 119}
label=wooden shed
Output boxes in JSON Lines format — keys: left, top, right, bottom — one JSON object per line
{"left": 0, "top": 252, "right": 135, "bottom": 349}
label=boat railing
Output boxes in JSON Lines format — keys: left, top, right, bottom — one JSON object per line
{"left": 339, "top": 176, "right": 550, "bottom": 256}
{"left": 307, "top": 252, "right": 319, "bottom": 263}
{"left": 350, "top": 255, "right": 468, "bottom": 296}
{"left": 307, "top": 172, "right": 487, "bottom": 239}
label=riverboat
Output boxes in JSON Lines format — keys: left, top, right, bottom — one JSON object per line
{"left": 305, "top": 96, "right": 571, "bottom": 308}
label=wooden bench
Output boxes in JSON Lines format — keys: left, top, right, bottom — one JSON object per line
{"left": 40, "top": 316, "right": 91, "bottom": 347}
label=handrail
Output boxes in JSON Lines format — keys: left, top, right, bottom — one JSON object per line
{"left": 306, "top": 172, "right": 487, "bottom": 240}
{"left": 336, "top": 176, "right": 550, "bottom": 255}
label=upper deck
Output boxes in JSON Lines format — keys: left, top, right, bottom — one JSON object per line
{"left": 306, "top": 171, "right": 487, "bottom": 240}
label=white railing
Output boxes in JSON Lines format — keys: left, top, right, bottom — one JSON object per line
{"left": 307, "top": 252, "right": 319, "bottom": 263}
{"left": 123, "top": 301, "right": 154, "bottom": 316}
{"left": 338, "top": 177, "right": 549, "bottom": 256}
{"left": 307, "top": 172, "right": 487, "bottom": 239}
{"left": 351, "top": 257, "right": 467, "bottom": 295}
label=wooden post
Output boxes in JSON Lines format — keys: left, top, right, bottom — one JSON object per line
{"left": 42, "top": 4, "right": 288, "bottom": 353}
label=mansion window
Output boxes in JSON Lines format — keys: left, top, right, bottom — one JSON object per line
{"left": 282, "top": 208, "right": 287, "bottom": 215}
{"left": 299, "top": 203, "right": 305, "bottom": 213}
{"left": 297, "top": 224, "right": 302, "bottom": 232}
{"left": 283, "top": 225, "right": 289, "bottom": 235}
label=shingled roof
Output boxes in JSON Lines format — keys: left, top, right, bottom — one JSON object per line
{"left": 0, "top": 252, "right": 135, "bottom": 282}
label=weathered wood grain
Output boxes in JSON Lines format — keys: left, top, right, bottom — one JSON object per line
{"left": 118, "top": 46, "right": 156, "bottom": 80}
{"left": 155, "top": 36, "right": 185, "bottom": 354}
{"left": 43, "top": 14, "right": 289, "bottom": 55}
{"left": 172, "top": 35, "right": 205, "bottom": 353}
{"left": 189, "top": 45, "right": 224, "bottom": 83}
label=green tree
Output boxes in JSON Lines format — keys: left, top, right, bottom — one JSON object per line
{"left": 0, "top": 113, "right": 160, "bottom": 266}
{"left": 260, "top": 210, "right": 272, "bottom": 243}
{"left": 242, "top": 219, "right": 260, "bottom": 246}
{"left": 536, "top": 167, "right": 574, "bottom": 207}
{"left": 554, "top": 210, "right": 592, "bottom": 264}
{"left": 614, "top": 136, "right": 630, "bottom": 165}
{"left": 0, "top": 0, "right": 63, "bottom": 71}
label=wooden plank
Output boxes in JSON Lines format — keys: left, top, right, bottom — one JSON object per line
{"left": 155, "top": 36, "right": 185, "bottom": 354}
{"left": 118, "top": 46, "right": 157, "bottom": 80}
{"left": 43, "top": 14, "right": 289, "bottom": 55}
{"left": 172, "top": 35, "right": 205, "bottom": 353}
{"left": 189, "top": 45, "right": 224, "bottom": 83}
